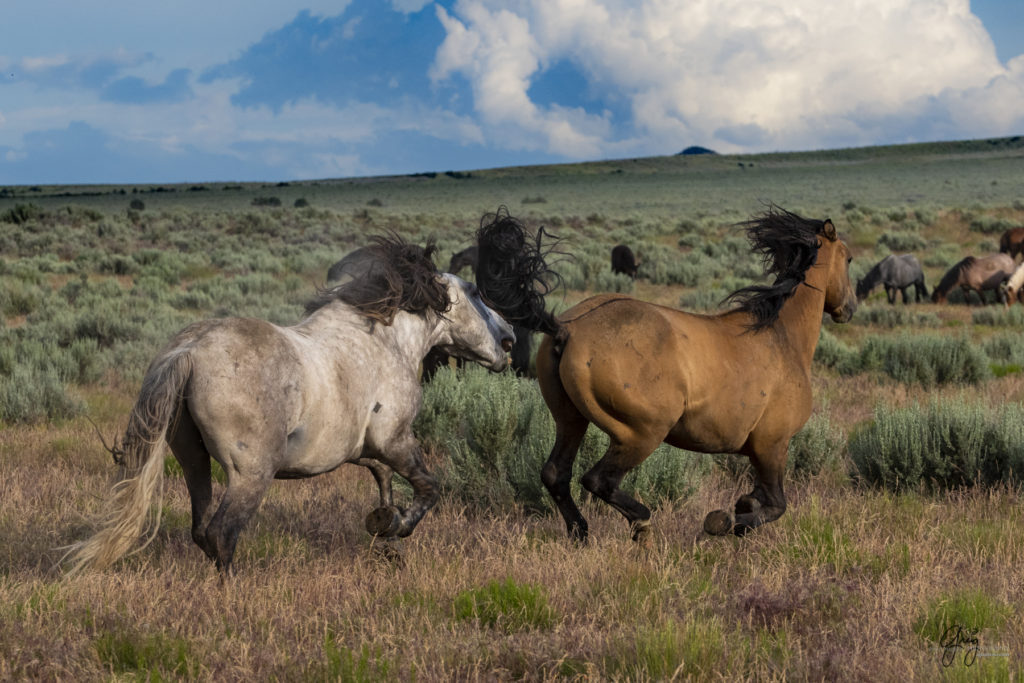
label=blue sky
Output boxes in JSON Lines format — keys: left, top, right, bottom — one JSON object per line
{"left": 1, "top": 0, "right": 1021, "bottom": 185}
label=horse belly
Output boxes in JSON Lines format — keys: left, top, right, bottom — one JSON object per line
{"left": 274, "top": 421, "right": 365, "bottom": 478}
{"left": 664, "top": 385, "right": 767, "bottom": 453}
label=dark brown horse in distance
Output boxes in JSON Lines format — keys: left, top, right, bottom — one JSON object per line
{"left": 475, "top": 207, "right": 857, "bottom": 543}
{"left": 611, "top": 244, "right": 640, "bottom": 279}
{"left": 999, "top": 227, "right": 1024, "bottom": 261}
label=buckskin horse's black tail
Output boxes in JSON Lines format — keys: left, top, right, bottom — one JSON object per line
{"left": 475, "top": 207, "right": 562, "bottom": 340}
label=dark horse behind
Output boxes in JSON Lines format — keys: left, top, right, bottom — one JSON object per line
{"left": 475, "top": 206, "right": 856, "bottom": 544}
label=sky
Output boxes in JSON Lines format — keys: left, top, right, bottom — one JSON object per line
{"left": 0, "top": 0, "right": 1022, "bottom": 185}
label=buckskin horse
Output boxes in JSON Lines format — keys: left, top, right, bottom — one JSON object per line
{"left": 475, "top": 206, "right": 856, "bottom": 543}
{"left": 62, "top": 234, "right": 514, "bottom": 575}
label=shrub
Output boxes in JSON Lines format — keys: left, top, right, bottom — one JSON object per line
{"left": 416, "top": 367, "right": 712, "bottom": 512}
{"left": 849, "top": 334, "right": 990, "bottom": 387}
{"left": 0, "top": 365, "right": 81, "bottom": 423}
{"left": 1, "top": 203, "right": 44, "bottom": 224}
{"left": 813, "top": 328, "right": 858, "bottom": 372}
{"left": 129, "top": 199, "right": 146, "bottom": 211}
{"left": 876, "top": 230, "right": 926, "bottom": 252}
{"left": 788, "top": 411, "right": 846, "bottom": 476}
{"left": 969, "top": 216, "right": 1021, "bottom": 234}
{"left": 849, "top": 399, "right": 1024, "bottom": 491}
{"left": 251, "top": 196, "right": 282, "bottom": 207}
{"left": 971, "top": 306, "right": 1024, "bottom": 327}
{"left": 851, "top": 306, "right": 940, "bottom": 328}
{"left": 293, "top": 198, "right": 309, "bottom": 208}
{"left": 593, "top": 270, "right": 635, "bottom": 293}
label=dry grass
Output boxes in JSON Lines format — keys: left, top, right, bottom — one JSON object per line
{"left": 1, "top": 406, "right": 1021, "bottom": 680}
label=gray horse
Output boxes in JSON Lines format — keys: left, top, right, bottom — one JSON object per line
{"left": 856, "top": 254, "right": 928, "bottom": 304}
{"left": 63, "top": 235, "right": 514, "bottom": 575}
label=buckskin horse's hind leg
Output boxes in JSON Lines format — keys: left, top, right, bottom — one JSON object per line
{"left": 580, "top": 439, "right": 658, "bottom": 545}
{"left": 536, "top": 338, "right": 590, "bottom": 542}
{"left": 540, "top": 408, "right": 590, "bottom": 542}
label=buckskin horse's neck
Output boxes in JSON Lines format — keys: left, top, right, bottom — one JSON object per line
{"left": 774, "top": 252, "right": 830, "bottom": 370}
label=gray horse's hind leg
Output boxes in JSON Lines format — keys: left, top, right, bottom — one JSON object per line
{"left": 204, "top": 472, "right": 273, "bottom": 574}
{"left": 364, "top": 436, "right": 439, "bottom": 538}
{"left": 168, "top": 405, "right": 217, "bottom": 561}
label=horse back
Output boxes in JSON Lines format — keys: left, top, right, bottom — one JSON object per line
{"left": 547, "top": 296, "right": 788, "bottom": 448}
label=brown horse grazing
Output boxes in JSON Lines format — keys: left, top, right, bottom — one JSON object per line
{"left": 999, "top": 227, "right": 1024, "bottom": 261}
{"left": 475, "top": 207, "right": 857, "bottom": 542}
{"left": 931, "top": 254, "right": 1016, "bottom": 305}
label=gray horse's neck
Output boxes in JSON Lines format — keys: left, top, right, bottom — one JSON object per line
{"left": 300, "top": 303, "right": 442, "bottom": 371}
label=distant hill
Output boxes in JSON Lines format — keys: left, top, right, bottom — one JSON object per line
{"left": 678, "top": 146, "right": 717, "bottom": 155}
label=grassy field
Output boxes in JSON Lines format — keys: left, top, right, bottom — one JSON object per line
{"left": 2, "top": 137, "right": 1024, "bottom": 680}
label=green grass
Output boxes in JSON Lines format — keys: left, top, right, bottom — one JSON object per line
{"left": 452, "top": 578, "right": 556, "bottom": 632}
{"left": 94, "top": 627, "right": 199, "bottom": 679}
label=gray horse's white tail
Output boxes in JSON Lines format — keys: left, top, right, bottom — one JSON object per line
{"left": 61, "top": 349, "right": 193, "bottom": 575}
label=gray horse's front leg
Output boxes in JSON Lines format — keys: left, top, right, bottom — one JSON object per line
{"left": 363, "top": 437, "right": 439, "bottom": 539}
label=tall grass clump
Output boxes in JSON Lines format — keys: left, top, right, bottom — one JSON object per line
{"left": 847, "top": 334, "right": 990, "bottom": 387}
{"left": 849, "top": 399, "right": 1024, "bottom": 491}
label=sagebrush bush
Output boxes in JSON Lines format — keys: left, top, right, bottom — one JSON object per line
{"left": 813, "top": 328, "right": 858, "bottom": 373}
{"left": 876, "top": 230, "right": 926, "bottom": 252}
{"left": 971, "top": 306, "right": 1024, "bottom": 327}
{"left": 851, "top": 305, "right": 940, "bottom": 328}
{"left": 788, "top": 411, "right": 846, "bottom": 476}
{"left": 847, "top": 334, "right": 990, "bottom": 387}
{"left": 849, "top": 399, "right": 1024, "bottom": 491}
{"left": 415, "top": 367, "right": 712, "bottom": 513}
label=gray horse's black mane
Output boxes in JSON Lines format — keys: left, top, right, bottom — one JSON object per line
{"left": 724, "top": 206, "right": 831, "bottom": 331}
{"left": 306, "top": 233, "right": 451, "bottom": 324}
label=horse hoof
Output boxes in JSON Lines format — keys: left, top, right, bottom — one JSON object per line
{"left": 735, "top": 495, "right": 762, "bottom": 514}
{"left": 631, "top": 520, "right": 653, "bottom": 547}
{"left": 365, "top": 506, "right": 402, "bottom": 537}
{"left": 703, "top": 509, "right": 734, "bottom": 536}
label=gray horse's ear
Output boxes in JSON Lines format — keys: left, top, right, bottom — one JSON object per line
{"left": 822, "top": 219, "right": 837, "bottom": 241}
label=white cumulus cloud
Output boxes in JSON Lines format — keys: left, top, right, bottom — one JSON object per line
{"left": 432, "top": 0, "right": 1024, "bottom": 156}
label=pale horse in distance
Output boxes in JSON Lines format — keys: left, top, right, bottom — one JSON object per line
{"left": 1001, "top": 262, "right": 1024, "bottom": 306}
{"left": 62, "top": 235, "right": 514, "bottom": 575}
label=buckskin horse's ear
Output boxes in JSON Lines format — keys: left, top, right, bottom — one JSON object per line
{"left": 821, "top": 219, "right": 837, "bottom": 241}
